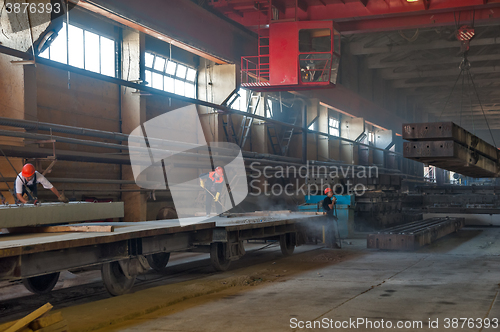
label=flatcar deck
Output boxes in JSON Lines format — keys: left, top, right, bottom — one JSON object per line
{"left": 0, "top": 212, "right": 324, "bottom": 296}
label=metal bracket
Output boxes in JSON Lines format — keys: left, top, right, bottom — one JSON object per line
{"left": 227, "top": 241, "right": 245, "bottom": 261}
{"left": 118, "top": 255, "right": 150, "bottom": 278}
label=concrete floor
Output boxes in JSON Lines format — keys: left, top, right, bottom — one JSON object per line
{"left": 100, "top": 227, "right": 500, "bottom": 332}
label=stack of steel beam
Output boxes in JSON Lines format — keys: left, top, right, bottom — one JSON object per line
{"left": 367, "top": 217, "right": 464, "bottom": 250}
{"left": 403, "top": 122, "right": 500, "bottom": 178}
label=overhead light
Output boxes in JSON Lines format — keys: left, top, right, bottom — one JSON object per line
{"left": 407, "top": 0, "right": 419, "bottom": 2}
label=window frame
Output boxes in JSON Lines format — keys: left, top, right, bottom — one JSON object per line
{"left": 144, "top": 51, "right": 197, "bottom": 99}
{"left": 328, "top": 116, "right": 340, "bottom": 137}
{"left": 39, "top": 21, "right": 117, "bottom": 77}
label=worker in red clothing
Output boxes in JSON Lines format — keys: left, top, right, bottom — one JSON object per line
{"left": 15, "top": 163, "right": 69, "bottom": 204}
{"left": 199, "top": 166, "right": 224, "bottom": 216}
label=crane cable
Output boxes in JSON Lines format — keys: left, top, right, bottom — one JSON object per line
{"left": 468, "top": 68, "right": 497, "bottom": 147}
{"left": 440, "top": 9, "right": 496, "bottom": 148}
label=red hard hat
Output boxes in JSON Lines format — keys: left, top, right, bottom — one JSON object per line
{"left": 22, "top": 163, "right": 35, "bottom": 177}
{"left": 324, "top": 188, "right": 332, "bottom": 195}
{"left": 215, "top": 167, "right": 223, "bottom": 175}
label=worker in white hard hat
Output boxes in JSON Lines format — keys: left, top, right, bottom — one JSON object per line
{"left": 15, "top": 163, "right": 69, "bottom": 204}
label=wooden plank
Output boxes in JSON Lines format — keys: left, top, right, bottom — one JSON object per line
{"left": 0, "top": 324, "right": 32, "bottom": 332}
{"left": 7, "top": 226, "right": 114, "bottom": 234}
{"left": 30, "top": 321, "right": 67, "bottom": 332}
{"left": 4, "top": 303, "right": 53, "bottom": 332}
{"left": 29, "top": 312, "right": 63, "bottom": 330}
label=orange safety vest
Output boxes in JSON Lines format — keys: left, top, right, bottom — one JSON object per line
{"left": 209, "top": 171, "right": 224, "bottom": 183}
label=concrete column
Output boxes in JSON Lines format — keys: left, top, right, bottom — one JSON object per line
{"left": 0, "top": 53, "right": 37, "bottom": 202}
{"left": 120, "top": 29, "right": 147, "bottom": 222}
{"left": 339, "top": 42, "right": 359, "bottom": 93}
{"left": 340, "top": 116, "right": 364, "bottom": 165}
{"left": 306, "top": 98, "right": 319, "bottom": 161}
{"left": 318, "top": 104, "right": 329, "bottom": 161}
{"left": 198, "top": 59, "right": 237, "bottom": 144}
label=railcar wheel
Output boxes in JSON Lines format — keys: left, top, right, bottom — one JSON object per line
{"left": 280, "top": 233, "right": 295, "bottom": 256}
{"left": 22, "top": 272, "right": 60, "bottom": 294}
{"left": 147, "top": 252, "right": 171, "bottom": 273}
{"left": 210, "top": 243, "right": 231, "bottom": 271}
{"left": 101, "top": 261, "right": 136, "bottom": 296}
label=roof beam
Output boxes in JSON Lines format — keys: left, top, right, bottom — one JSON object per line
{"left": 350, "top": 37, "right": 500, "bottom": 55}
{"left": 393, "top": 77, "right": 500, "bottom": 88}
{"left": 338, "top": 6, "right": 500, "bottom": 34}
{"left": 381, "top": 66, "right": 500, "bottom": 80}
{"left": 367, "top": 53, "right": 500, "bottom": 69}
{"left": 75, "top": 0, "right": 258, "bottom": 64}
{"left": 272, "top": 0, "right": 287, "bottom": 14}
{"left": 297, "top": 0, "right": 309, "bottom": 12}
{"left": 405, "top": 86, "right": 500, "bottom": 95}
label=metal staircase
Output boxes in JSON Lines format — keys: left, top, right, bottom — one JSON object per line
{"left": 280, "top": 110, "right": 299, "bottom": 156}
{"left": 264, "top": 97, "right": 281, "bottom": 155}
{"left": 222, "top": 114, "right": 238, "bottom": 144}
{"left": 238, "top": 91, "right": 261, "bottom": 149}
{"left": 222, "top": 90, "right": 240, "bottom": 144}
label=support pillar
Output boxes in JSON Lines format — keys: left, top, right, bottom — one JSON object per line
{"left": 318, "top": 104, "right": 329, "bottom": 161}
{"left": 0, "top": 53, "right": 36, "bottom": 203}
{"left": 340, "top": 116, "right": 364, "bottom": 165}
{"left": 120, "top": 29, "right": 147, "bottom": 222}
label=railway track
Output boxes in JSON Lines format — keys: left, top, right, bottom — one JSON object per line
{"left": 0, "top": 242, "right": 288, "bottom": 323}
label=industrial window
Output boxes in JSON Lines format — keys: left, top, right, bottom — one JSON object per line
{"left": 144, "top": 52, "right": 197, "bottom": 98}
{"left": 424, "top": 166, "right": 436, "bottom": 183}
{"left": 328, "top": 117, "right": 339, "bottom": 137}
{"left": 308, "top": 119, "right": 317, "bottom": 131}
{"left": 368, "top": 131, "right": 374, "bottom": 144}
{"left": 265, "top": 98, "right": 273, "bottom": 118}
{"left": 39, "top": 22, "right": 116, "bottom": 77}
{"left": 230, "top": 88, "right": 248, "bottom": 111}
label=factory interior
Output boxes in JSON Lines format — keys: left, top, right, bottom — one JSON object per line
{"left": 2, "top": 0, "right": 500, "bottom": 331}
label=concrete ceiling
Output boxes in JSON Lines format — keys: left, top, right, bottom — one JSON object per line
{"left": 347, "top": 25, "right": 500, "bottom": 135}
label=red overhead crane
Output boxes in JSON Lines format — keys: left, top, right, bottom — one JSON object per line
{"left": 209, "top": 0, "right": 500, "bottom": 34}
{"left": 209, "top": 0, "right": 500, "bottom": 91}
